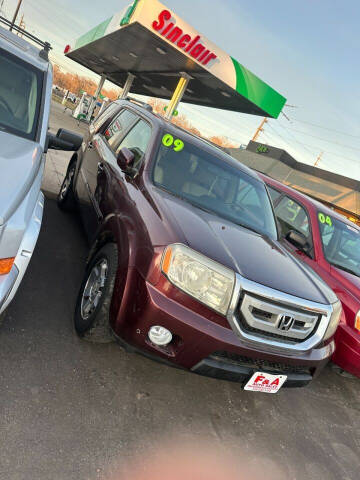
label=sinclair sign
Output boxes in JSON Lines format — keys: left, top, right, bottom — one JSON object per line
{"left": 152, "top": 10, "right": 218, "bottom": 66}
{"left": 126, "top": 0, "right": 240, "bottom": 83}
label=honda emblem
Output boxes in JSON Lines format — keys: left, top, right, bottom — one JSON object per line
{"left": 278, "top": 314, "right": 295, "bottom": 331}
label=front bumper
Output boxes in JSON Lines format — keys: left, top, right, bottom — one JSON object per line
{"left": 332, "top": 324, "right": 360, "bottom": 378}
{"left": 114, "top": 270, "right": 334, "bottom": 388}
{"left": 0, "top": 192, "right": 44, "bottom": 314}
{"left": 192, "top": 353, "right": 313, "bottom": 387}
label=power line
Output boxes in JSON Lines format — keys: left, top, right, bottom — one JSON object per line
{"left": 280, "top": 126, "right": 360, "bottom": 152}
{"left": 273, "top": 111, "right": 360, "bottom": 166}
{"left": 268, "top": 122, "right": 317, "bottom": 157}
{"left": 268, "top": 122, "right": 360, "bottom": 166}
{"left": 292, "top": 118, "right": 360, "bottom": 139}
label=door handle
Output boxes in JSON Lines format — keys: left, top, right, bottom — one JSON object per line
{"left": 97, "top": 162, "right": 104, "bottom": 173}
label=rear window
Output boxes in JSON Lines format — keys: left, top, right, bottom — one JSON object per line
{"left": 104, "top": 109, "right": 137, "bottom": 149}
{"left": 91, "top": 102, "right": 119, "bottom": 133}
{"left": 0, "top": 47, "right": 43, "bottom": 141}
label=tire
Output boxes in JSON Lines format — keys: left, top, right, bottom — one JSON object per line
{"left": 57, "top": 161, "right": 76, "bottom": 211}
{"left": 74, "top": 243, "right": 118, "bottom": 343}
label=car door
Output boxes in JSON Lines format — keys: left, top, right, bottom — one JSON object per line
{"left": 76, "top": 108, "right": 138, "bottom": 240}
{"left": 95, "top": 116, "right": 153, "bottom": 229}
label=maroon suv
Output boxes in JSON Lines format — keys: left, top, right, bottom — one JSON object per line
{"left": 58, "top": 99, "right": 342, "bottom": 391}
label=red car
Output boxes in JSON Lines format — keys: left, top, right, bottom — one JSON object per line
{"left": 56, "top": 99, "right": 342, "bottom": 391}
{"left": 261, "top": 174, "right": 360, "bottom": 377}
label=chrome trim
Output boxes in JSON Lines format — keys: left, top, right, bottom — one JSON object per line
{"left": 226, "top": 273, "right": 334, "bottom": 354}
{"left": 241, "top": 294, "right": 318, "bottom": 340}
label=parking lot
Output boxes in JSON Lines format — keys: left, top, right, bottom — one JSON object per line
{"left": 0, "top": 102, "right": 359, "bottom": 480}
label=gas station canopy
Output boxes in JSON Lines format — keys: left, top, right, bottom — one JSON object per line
{"left": 66, "top": 0, "right": 286, "bottom": 118}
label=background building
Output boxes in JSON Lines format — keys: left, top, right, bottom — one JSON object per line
{"left": 228, "top": 141, "right": 360, "bottom": 224}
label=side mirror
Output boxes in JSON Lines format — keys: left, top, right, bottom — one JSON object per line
{"left": 46, "top": 128, "right": 83, "bottom": 152}
{"left": 285, "top": 230, "right": 308, "bottom": 251}
{"left": 117, "top": 147, "right": 135, "bottom": 170}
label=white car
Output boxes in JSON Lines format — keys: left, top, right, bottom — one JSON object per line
{"left": 0, "top": 18, "right": 82, "bottom": 316}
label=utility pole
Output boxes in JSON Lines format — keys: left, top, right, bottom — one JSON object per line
{"left": 252, "top": 117, "right": 268, "bottom": 142}
{"left": 0, "top": 0, "right": 5, "bottom": 17}
{"left": 17, "top": 13, "right": 25, "bottom": 36}
{"left": 314, "top": 151, "right": 323, "bottom": 167}
{"left": 10, "top": 0, "right": 23, "bottom": 31}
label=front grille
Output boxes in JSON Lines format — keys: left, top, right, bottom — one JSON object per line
{"left": 252, "top": 307, "right": 272, "bottom": 320}
{"left": 236, "top": 292, "right": 320, "bottom": 344}
{"left": 212, "top": 351, "right": 312, "bottom": 375}
{"left": 237, "top": 316, "right": 303, "bottom": 344}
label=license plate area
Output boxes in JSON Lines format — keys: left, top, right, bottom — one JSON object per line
{"left": 244, "top": 371, "right": 287, "bottom": 393}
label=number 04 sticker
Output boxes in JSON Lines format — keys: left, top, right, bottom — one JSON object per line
{"left": 162, "top": 134, "right": 185, "bottom": 152}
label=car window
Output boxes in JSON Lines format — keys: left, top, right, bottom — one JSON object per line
{"left": 153, "top": 132, "right": 278, "bottom": 239}
{"left": 275, "top": 196, "right": 311, "bottom": 241}
{"left": 0, "top": 47, "right": 43, "bottom": 141}
{"left": 267, "top": 186, "right": 282, "bottom": 204}
{"left": 104, "top": 109, "right": 137, "bottom": 149}
{"left": 116, "top": 119, "right": 152, "bottom": 173}
{"left": 320, "top": 223, "right": 334, "bottom": 247}
{"left": 318, "top": 213, "right": 360, "bottom": 277}
{"left": 92, "top": 102, "right": 119, "bottom": 133}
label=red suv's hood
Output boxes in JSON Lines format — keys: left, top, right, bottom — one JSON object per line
{"left": 330, "top": 265, "right": 360, "bottom": 300}
{"left": 154, "top": 189, "right": 335, "bottom": 305}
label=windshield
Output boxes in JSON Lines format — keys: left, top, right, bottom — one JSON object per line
{"left": 152, "top": 132, "right": 278, "bottom": 239}
{"left": 0, "top": 47, "right": 43, "bottom": 141}
{"left": 318, "top": 211, "right": 360, "bottom": 277}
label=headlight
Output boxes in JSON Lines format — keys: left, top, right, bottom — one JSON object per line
{"left": 161, "top": 244, "right": 235, "bottom": 316}
{"left": 355, "top": 310, "right": 360, "bottom": 332}
{"left": 324, "top": 300, "right": 342, "bottom": 341}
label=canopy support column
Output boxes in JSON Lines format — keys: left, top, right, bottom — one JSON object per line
{"left": 164, "top": 73, "right": 191, "bottom": 121}
{"left": 120, "top": 73, "right": 135, "bottom": 99}
{"left": 87, "top": 74, "right": 106, "bottom": 122}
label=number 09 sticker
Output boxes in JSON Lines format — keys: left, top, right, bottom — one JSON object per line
{"left": 318, "top": 212, "right": 332, "bottom": 227}
{"left": 162, "top": 134, "right": 185, "bottom": 152}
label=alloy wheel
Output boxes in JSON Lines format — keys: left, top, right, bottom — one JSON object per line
{"left": 80, "top": 259, "right": 108, "bottom": 320}
{"left": 60, "top": 165, "right": 75, "bottom": 200}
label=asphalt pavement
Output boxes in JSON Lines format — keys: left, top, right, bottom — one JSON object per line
{"left": 0, "top": 106, "right": 359, "bottom": 480}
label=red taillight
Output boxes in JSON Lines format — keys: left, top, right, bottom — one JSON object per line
{"left": 64, "top": 44, "right": 71, "bottom": 54}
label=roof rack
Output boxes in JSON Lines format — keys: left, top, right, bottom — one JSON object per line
{"left": 125, "top": 96, "right": 153, "bottom": 112}
{"left": 0, "top": 15, "right": 52, "bottom": 60}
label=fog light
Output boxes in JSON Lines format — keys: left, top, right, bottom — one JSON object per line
{"left": 148, "top": 326, "right": 172, "bottom": 346}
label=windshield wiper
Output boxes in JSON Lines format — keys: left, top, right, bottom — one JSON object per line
{"left": 331, "top": 262, "right": 359, "bottom": 277}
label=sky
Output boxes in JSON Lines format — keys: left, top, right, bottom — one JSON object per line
{"left": 1, "top": 0, "right": 360, "bottom": 179}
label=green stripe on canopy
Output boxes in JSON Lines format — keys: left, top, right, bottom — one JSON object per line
{"left": 231, "top": 57, "right": 286, "bottom": 119}
{"left": 75, "top": 17, "right": 113, "bottom": 50}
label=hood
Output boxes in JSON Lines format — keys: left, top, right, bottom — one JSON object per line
{"left": 331, "top": 265, "right": 360, "bottom": 303}
{"left": 155, "top": 189, "right": 334, "bottom": 305}
{"left": 0, "top": 132, "right": 42, "bottom": 225}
